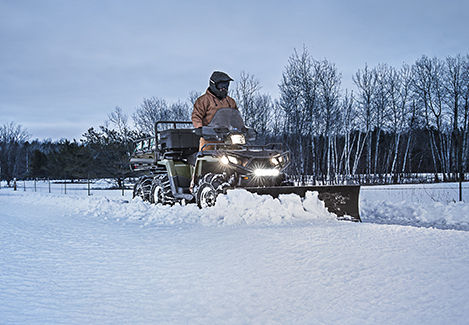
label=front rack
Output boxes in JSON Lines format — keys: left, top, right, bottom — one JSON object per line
{"left": 200, "top": 142, "right": 284, "bottom": 152}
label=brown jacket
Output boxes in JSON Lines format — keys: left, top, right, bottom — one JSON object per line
{"left": 191, "top": 89, "right": 238, "bottom": 128}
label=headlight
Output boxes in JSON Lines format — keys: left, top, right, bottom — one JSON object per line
{"left": 230, "top": 134, "right": 245, "bottom": 145}
{"left": 220, "top": 156, "right": 229, "bottom": 165}
{"left": 254, "top": 168, "right": 280, "bottom": 177}
{"left": 270, "top": 156, "right": 284, "bottom": 166}
{"left": 228, "top": 156, "right": 239, "bottom": 164}
{"left": 220, "top": 155, "right": 239, "bottom": 165}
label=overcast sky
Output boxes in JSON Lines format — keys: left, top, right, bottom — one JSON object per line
{"left": 1, "top": 0, "right": 468, "bottom": 140}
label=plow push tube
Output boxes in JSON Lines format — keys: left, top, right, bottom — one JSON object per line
{"left": 243, "top": 185, "right": 361, "bottom": 222}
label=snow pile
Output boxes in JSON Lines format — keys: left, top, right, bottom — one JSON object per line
{"left": 209, "top": 190, "right": 335, "bottom": 225}
{"left": 361, "top": 198, "right": 469, "bottom": 230}
{"left": 18, "top": 189, "right": 338, "bottom": 226}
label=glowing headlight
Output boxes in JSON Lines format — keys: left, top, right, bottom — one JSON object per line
{"left": 228, "top": 156, "right": 239, "bottom": 164}
{"left": 270, "top": 156, "right": 284, "bottom": 166}
{"left": 220, "top": 156, "right": 229, "bottom": 165}
{"left": 220, "top": 155, "right": 239, "bottom": 165}
{"left": 230, "top": 134, "right": 245, "bottom": 145}
{"left": 254, "top": 168, "right": 280, "bottom": 177}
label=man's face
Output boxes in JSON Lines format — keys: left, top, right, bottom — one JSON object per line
{"left": 216, "top": 81, "right": 230, "bottom": 91}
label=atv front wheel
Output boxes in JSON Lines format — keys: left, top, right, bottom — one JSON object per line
{"left": 195, "top": 173, "right": 230, "bottom": 208}
{"left": 196, "top": 183, "right": 218, "bottom": 208}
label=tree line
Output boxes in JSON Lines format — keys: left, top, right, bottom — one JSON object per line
{"left": 1, "top": 49, "right": 469, "bottom": 186}
{"left": 236, "top": 49, "right": 469, "bottom": 184}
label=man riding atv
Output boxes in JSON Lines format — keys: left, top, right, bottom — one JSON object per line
{"left": 191, "top": 71, "right": 238, "bottom": 151}
{"left": 129, "top": 71, "right": 361, "bottom": 221}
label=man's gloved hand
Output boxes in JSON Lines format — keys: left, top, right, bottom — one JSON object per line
{"left": 194, "top": 127, "right": 203, "bottom": 136}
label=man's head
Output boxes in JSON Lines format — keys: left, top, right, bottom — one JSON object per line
{"left": 209, "top": 71, "right": 233, "bottom": 99}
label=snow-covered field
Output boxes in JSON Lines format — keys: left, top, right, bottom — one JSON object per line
{"left": 1, "top": 183, "right": 469, "bottom": 324}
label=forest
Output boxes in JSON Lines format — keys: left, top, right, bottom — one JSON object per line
{"left": 1, "top": 49, "right": 469, "bottom": 187}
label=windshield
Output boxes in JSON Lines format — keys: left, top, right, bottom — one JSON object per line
{"left": 207, "top": 108, "right": 246, "bottom": 131}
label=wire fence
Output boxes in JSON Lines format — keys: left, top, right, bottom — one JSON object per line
{"left": 360, "top": 183, "right": 469, "bottom": 204}
{"left": 1, "top": 178, "right": 468, "bottom": 204}
{"left": 0, "top": 179, "right": 132, "bottom": 198}
{"left": 290, "top": 172, "right": 469, "bottom": 186}
{"left": 289, "top": 173, "right": 469, "bottom": 203}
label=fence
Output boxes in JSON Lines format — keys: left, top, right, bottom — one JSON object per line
{"left": 360, "top": 183, "right": 469, "bottom": 204}
{"left": 289, "top": 173, "right": 469, "bottom": 185}
{"left": 1, "top": 178, "right": 468, "bottom": 204}
{"left": 289, "top": 173, "right": 469, "bottom": 202}
{"left": 0, "top": 179, "right": 133, "bottom": 198}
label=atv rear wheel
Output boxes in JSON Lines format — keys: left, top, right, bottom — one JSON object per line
{"left": 150, "top": 174, "right": 174, "bottom": 205}
{"left": 133, "top": 177, "right": 152, "bottom": 201}
{"left": 150, "top": 183, "right": 165, "bottom": 204}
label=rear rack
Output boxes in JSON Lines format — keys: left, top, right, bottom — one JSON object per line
{"left": 154, "top": 121, "right": 193, "bottom": 150}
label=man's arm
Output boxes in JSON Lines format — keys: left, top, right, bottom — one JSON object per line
{"left": 229, "top": 96, "right": 238, "bottom": 110}
{"left": 191, "top": 97, "right": 205, "bottom": 128}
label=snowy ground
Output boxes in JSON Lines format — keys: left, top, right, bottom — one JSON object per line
{"left": 1, "top": 184, "right": 469, "bottom": 324}
{"left": 361, "top": 183, "right": 469, "bottom": 230}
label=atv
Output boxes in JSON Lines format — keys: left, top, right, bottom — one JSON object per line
{"left": 130, "top": 108, "right": 360, "bottom": 221}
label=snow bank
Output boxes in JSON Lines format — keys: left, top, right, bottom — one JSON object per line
{"left": 211, "top": 190, "right": 335, "bottom": 225}
{"left": 361, "top": 198, "right": 469, "bottom": 230}
{"left": 5, "top": 185, "right": 469, "bottom": 230}
{"left": 8, "top": 189, "right": 338, "bottom": 226}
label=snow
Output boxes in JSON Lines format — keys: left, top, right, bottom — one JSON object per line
{"left": 361, "top": 183, "right": 469, "bottom": 230}
{"left": 1, "top": 185, "right": 469, "bottom": 324}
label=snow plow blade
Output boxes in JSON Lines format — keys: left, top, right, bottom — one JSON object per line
{"left": 243, "top": 185, "right": 361, "bottom": 222}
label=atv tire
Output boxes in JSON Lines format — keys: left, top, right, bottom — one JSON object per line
{"left": 195, "top": 173, "right": 230, "bottom": 208}
{"left": 133, "top": 177, "right": 153, "bottom": 201}
{"left": 150, "top": 174, "right": 174, "bottom": 205}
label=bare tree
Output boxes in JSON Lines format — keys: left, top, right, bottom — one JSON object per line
{"left": 372, "top": 64, "right": 391, "bottom": 175}
{"left": 338, "top": 90, "right": 360, "bottom": 177}
{"left": 412, "top": 56, "right": 449, "bottom": 179}
{"left": 353, "top": 64, "right": 377, "bottom": 176}
{"left": 251, "top": 94, "right": 274, "bottom": 139}
{"left": 387, "top": 64, "right": 412, "bottom": 181}
{"left": 107, "top": 106, "right": 130, "bottom": 140}
{"left": 170, "top": 100, "right": 191, "bottom": 121}
{"left": 278, "top": 48, "right": 318, "bottom": 178}
{"left": 234, "top": 71, "right": 262, "bottom": 128}
{"left": 444, "top": 55, "right": 467, "bottom": 180}
{"left": 315, "top": 59, "right": 341, "bottom": 182}
{"left": 188, "top": 90, "right": 201, "bottom": 106}
{"left": 132, "top": 97, "right": 190, "bottom": 135}
{"left": 232, "top": 72, "right": 273, "bottom": 140}
{"left": 0, "top": 122, "right": 30, "bottom": 185}
{"left": 461, "top": 56, "right": 469, "bottom": 174}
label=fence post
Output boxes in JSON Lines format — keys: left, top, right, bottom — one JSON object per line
{"left": 48, "top": 178, "right": 51, "bottom": 193}
{"left": 13, "top": 178, "right": 17, "bottom": 191}
{"left": 122, "top": 178, "right": 124, "bottom": 196}
{"left": 64, "top": 180, "right": 67, "bottom": 195}
{"left": 24, "top": 180, "right": 26, "bottom": 191}
{"left": 459, "top": 178, "right": 463, "bottom": 202}
{"left": 88, "top": 178, "right": 91, "bottom": 196}
{"left": 34, "top": 179, "right": 37, "bottom": 192}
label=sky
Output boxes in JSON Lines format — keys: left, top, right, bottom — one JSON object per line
{"left": 1, "top": 0, "right": 468, "bottom": 140}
